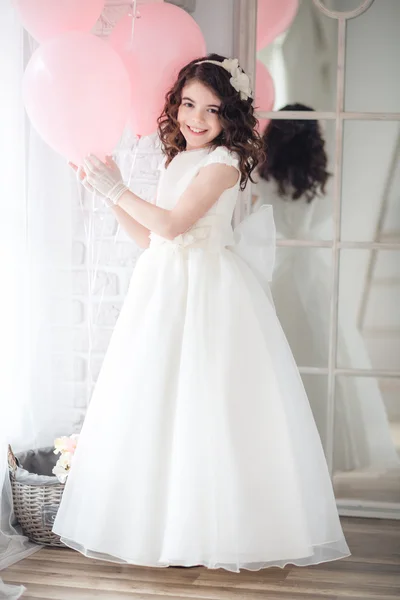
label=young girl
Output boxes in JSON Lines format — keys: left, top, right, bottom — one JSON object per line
{"left": 52, "top": 56, "right": 350, "bottom": 571}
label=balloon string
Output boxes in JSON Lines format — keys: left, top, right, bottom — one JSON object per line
{"left": 87, "top": 196, "right": 94, "bottom": 392}
{"left": 130, "top": 0, "right": 138, "bottom": 50}
{"left": 128, "top": 142, "right": 139, "bottom": 188}
{"left": 75, "top": 178, "right": 94, "bottom": 399}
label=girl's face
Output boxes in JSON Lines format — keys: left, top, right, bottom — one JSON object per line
{"left": 177, "top": 79, "right": 223, "bottom": 150}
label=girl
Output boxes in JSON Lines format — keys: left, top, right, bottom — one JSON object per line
{"left": 253, "top": 104, "right": 400, "bottom": 475}
{"left": 52, "top": 56, "right": 350, "bottom": 572}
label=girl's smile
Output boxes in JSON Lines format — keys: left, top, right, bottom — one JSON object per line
{"left": 187, "top": 125, "right": 208, "bottom": 135}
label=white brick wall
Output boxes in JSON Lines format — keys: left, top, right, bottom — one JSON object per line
{"left": 68, "top": 132, "right": 163, "bottom": 430}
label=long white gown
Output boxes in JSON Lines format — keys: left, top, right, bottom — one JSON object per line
{"left": 52, "top": 146, "right": 350, "bottom": 572}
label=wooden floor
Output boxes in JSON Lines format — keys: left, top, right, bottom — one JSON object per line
{"left": 3, "top": 517, "right": 400, "bottom": 600}
{"left": 334, "top": 466, "right": 400, "bottom": 503}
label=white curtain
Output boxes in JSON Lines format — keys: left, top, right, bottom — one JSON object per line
{"left": 0, "top": 2, "right": 81, "bottom": 595}
{"left": 0, "top": 5, "right": 159, "bottom": 596}
{"left": 0, "top": 6, "right": 38, "bottom": 598}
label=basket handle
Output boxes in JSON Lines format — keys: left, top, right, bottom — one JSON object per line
{"left": 7, "top": 444, "right": 18, "bottom": 473}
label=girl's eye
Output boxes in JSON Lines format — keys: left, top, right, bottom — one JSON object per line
{"left": 208, "top": 108, "right": 219, "bottom": 114}
{"left": 183, "top": 102, "right": 193, "bottom": 108}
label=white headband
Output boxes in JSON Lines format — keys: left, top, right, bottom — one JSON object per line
{"left": 195, "top": 58, "right": 253, "bottom": 101}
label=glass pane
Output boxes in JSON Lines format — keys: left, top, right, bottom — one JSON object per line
{"left": 272, "top": 248, "right": 332, "bottom": 367}
{"left": 252, "top": 120, "right": 334, "bottom": 240}
{"left": 337, "top": 249, "right": 400, "bottom": 370}
{"left": 333, "top": 376, "right": 400, "bottom": 504}
{"left": 302, "top": 374, "right": 329, "bottom": 452}
{"left": 321, "top": 0, "right": 368, "bottom": 10}
{"left": 341, "top": 120, "right": 400, "bottom": 242}
{"left": 344, "top": 0, "right": 400, "bottom": 113}
{"left": 256, "top": 2, "right": 338, "bottom": 111}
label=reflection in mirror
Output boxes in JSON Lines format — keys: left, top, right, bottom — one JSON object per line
{"left": 333, "top": 377, "right": 400, "bottom": 504}
{"left": 301, "top": 374, "right": 328, "bottom": 449}
{"left": 341, "top": 121, "right": 400, "bottom": 242}
{"left": 338, "top": 250, "right": 400, "bottom": 371}
{"left": 252, "top": 115, "right": 334, "bottom": 241}
{"left": 270, "top": 248, "right": 332, "bottom": 368}
{"left": 256, "top": 1, "right": 337, "bottom": 111}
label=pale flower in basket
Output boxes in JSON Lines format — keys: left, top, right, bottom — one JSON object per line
{"left": 52, "top": 434, "right": 79, "bottom": 483}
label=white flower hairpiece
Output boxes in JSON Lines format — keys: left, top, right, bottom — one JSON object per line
{"left": 196, "top": 57, "right": 253, "bottom": 101}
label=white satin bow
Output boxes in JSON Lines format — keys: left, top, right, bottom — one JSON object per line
{"left": 230, "top": 204, "right": 276, "bottom": 291}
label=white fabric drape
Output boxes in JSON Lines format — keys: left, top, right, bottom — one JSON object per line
{"left": 0, "top": 5, "right": 39, "bottom": 597}
{"left": 0, "top": 2, "right": 80, "bottom": 595}
{"left": 0, "top": 7, "right": 158, "bottom": 593}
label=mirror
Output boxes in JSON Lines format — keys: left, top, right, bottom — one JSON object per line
{"left": 271, "top": 248, "right": 332, "bottom": 367}
{"left": 344, "top": 0, "right": 400, "bottom": 113}
{"left": 341, "top": 120, "right": 400, "bottom": 242}
{"left": 333, "top": 376, "right": 400, "bottom": 505}
{"left": 256, "top": 2, "right": 338, "bottom": 112}
{"left": 251, "top": 0, "right": 400, "bottom": 516}
{"left": 301, "top": 374, "right": 329, "bottom": 448}
{"left": 338, "top": 249, "right": 400, "bottom": 371}
{"left": 320, "top": 0, "right": 368, "bottom": 10}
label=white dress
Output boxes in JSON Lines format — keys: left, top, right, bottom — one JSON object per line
{"left": 52, "top": 146, "right": 350, "bottom": 572}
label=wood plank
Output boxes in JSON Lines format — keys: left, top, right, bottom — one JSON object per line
{"left": 2, "top": 517, "right": 400, "bottom": 600}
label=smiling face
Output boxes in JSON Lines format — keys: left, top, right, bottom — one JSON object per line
{"left": 177, "top": 79, "right": 223, "bottom": 151}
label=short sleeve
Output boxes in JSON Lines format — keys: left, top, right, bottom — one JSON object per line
{"left": 201, "top": 146, "right": 240, "bottom": 172}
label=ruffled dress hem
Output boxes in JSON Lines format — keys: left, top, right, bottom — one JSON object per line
{"left": 56, "top": 535, "right": 350, "bottom": 573}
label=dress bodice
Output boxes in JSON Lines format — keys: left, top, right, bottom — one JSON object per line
{"left": 150, "top": 146, "right": 240, "bottom": 250}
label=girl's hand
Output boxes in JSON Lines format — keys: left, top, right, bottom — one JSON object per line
{"left": 82, "top": 155, "right": 127, "bottom": 204}
{"left": 69, "top": 156, "right": 127, "bottom": 205}
{"left": 69, "top": 161, "right": 94, "bottom": 193}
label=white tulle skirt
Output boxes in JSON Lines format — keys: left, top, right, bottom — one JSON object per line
{"left": 52, "top": 241, "right": 350, "bottom": 572}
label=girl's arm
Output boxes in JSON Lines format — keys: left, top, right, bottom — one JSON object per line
{"left": 116, "top": 163, "right": 239, "bottom": 239}
{"left": 110, "top": 204, "right": 151, "bottom": 249}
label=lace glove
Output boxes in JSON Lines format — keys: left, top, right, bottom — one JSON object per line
{"left": 77, "top": 155, "right": 128, "bottom": 205}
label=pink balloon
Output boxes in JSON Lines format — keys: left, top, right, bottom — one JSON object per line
{"left": 109, "top": 3, "right": 206, "bottom": 136}
{"left": 255, "top": 61, "right": 275, "bottom": 133}
{"left": 23, "top": 32, "right": 131, "bottom": 164}
{"left": 257, "top": 0, "right": 299, "bottom": 51}
{"left": 14, "top": 0, "right": 105, "bottom": 43}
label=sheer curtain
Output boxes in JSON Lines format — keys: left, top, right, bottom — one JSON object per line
{"left": 0, "top": 4, "right": 162, "bottom": 595}
{"left": 1, "top": 6, "right": 38, "bottom": 598}
{"left": 0, "top": 2, "right": 79, "bottom": 596}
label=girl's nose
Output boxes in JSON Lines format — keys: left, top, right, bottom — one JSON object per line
{"left": 193, "top": 109, "right": 205, "bottom": 123}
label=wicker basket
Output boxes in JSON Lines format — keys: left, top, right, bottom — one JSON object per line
{"left": 8, "top": 445, "right": 66, "bottom": 547}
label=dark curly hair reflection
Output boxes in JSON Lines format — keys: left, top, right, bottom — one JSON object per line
{"left": 258, "top": 103, "right": 330, "bottom": 202}
{"left": 157, "top": 53, "right": 263, "bottom": 190}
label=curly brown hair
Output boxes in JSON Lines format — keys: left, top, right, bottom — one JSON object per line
{"left": 258, "top": 104, "right": 331, "bottom": 203}
{"left": 157, "top": 54, "right": 263, "bottom": 190}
